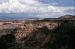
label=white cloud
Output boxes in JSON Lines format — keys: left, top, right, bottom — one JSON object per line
{"left": 0, "top": 0, "right": 74, "bottom": 18}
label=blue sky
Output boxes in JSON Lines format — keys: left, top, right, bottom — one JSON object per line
{"left": 0, "top": 0, "right": 75, "bottom": 18}
{"left": 39, "top": 0, "right": 75, "bottom": 6}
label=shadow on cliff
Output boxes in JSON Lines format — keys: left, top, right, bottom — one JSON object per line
{"left": 0, "top": 20, "right": 75, "bottom": 49}
{"left": 23, "top": 20, "right": 75, "bottom": 49}
{"left": 0, "top": 29, "right": 17, "bottom": 49}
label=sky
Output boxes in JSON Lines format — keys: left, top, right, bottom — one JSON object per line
{"left": 0, "top": 0, "right": 75, "bottom": 18}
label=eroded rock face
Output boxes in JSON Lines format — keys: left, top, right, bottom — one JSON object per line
{"left": 0, "top": 20, "right": 75, "bottom": 49}
{"left": 14, "top": 21, "right": 60, "bottom": 42}
{"left": 0, "top": 20, "right": 60, "bottom": 43}
{"left": 21, "top": 21, "right": 75, "bottom": 49}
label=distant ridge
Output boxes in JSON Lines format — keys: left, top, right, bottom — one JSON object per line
{"left": 0, "top": 14, "right": 75, "bottom": 20}
{"left": 43, "top": 15, "right": 75, "bottom": 20}
{"left": 59, "top": 15, "right": 75, "bottom": 19}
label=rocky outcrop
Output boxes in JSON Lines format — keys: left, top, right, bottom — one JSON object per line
{"left": 14, "top": 21, "right": 60, "bottom": 42}
{"left": 0, "top": 15, "right": 75, "bottom": 49}
{"left": 21, "top": 20, "right": 75, "bottom": 49}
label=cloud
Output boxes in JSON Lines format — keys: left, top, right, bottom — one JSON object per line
{"left": 0, "top": 0, "right": 74, "bottom": 18}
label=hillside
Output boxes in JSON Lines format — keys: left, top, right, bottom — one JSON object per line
{"left": 0, "top": 15, "right": 75, "bottom": 49}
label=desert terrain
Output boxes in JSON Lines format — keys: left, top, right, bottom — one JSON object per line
{"left": 0, "top": 15, "right": 75, "bottom": 49}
